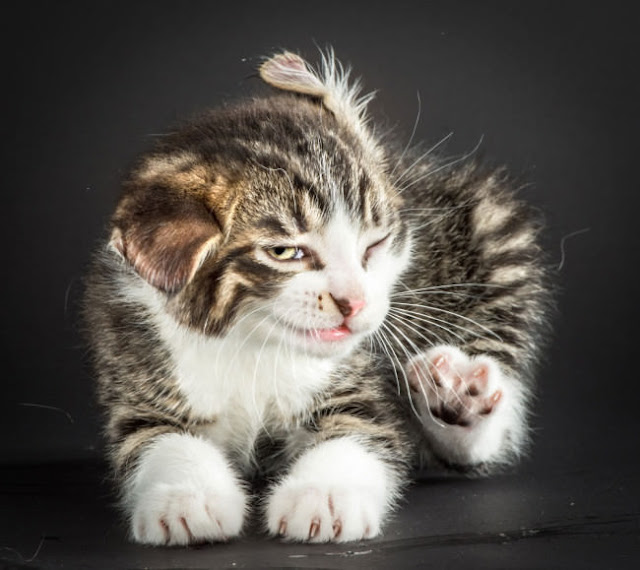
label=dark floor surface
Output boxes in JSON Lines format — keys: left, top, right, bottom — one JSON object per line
{"left": 1, "top": 450, "right": 638, "bottom": 570}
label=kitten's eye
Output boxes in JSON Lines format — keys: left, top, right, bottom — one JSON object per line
{"left": 363, "top": 233, "right": 391, "bottom": 267}
{"left": 365, "top": 234, "right": 391, "bottom": 257}
{"left": 266, "top": 246, "right": 304, "bottom": 261}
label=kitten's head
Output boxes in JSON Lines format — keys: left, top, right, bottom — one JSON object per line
{"left": 110, "top": 51, "right": 410, "bottom": 358}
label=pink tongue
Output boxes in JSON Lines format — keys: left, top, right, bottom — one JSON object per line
{"left": 315, "top": 325, "right": 351, "bottom": 341}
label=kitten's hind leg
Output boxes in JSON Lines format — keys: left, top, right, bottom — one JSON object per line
{"left": 407, "top": 345, "right": 529, "bottom": 471}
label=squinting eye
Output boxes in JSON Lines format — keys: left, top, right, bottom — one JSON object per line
{"left": 363, "top": 233, "right": 391, "bottom": 264}
{"left": 266, "top": 246, "right": 304, "bottom": 261}
{"left": 366, "top": 234, "right": 390, "bottom": 254}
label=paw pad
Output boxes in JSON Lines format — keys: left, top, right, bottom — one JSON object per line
{"left": 407, "top": 348, "right": 503, "bottom": 428}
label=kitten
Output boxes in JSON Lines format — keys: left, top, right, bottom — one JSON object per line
{"left": 83, "top": 50, "right": 550, "bottom": 545}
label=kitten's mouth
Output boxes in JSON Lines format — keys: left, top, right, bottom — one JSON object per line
{"left": 304, "top": 324, "right": 352, "bottom": 342}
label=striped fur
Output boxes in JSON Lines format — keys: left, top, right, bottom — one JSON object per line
{"left": 83, "top": 50, "right": 551, "bottom": 544}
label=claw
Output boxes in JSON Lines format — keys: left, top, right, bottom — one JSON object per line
{"left": 179, "top": 516, "right": 195, "bottom": 543}
{"left": 309, "top": 519, "right": 320, "bottom": 539}
{"left": 432, "top": 354, "right": 448, "bottom": 374}
{"left": 472, "top": 364, "right": 487, "bottom": 378}
{"left": 433, "top": 354, "right": 446, "bottom": 367}
{"left": 159, "top": 518, "right": 170, "bottom": 544}
{"left": 480, "top": 390, "right": 502, "bottom": 415}
{"left": 278, "top": 519, "right": 287, "bottom": 537}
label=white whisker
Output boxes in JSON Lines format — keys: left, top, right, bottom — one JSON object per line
{"left": 217, "top": 302, "right": 275, "bottom": 380}
{"left": 557, "top": 227, "right": 590, "bottom": 271}
{"left": 389, "top": 90, "right": 422, "bottom": 180}
{"left": 389, "top": 306, "right": 497, "bottom": 345}
{"left": 396, "top": 135, "right": 484, "bottom": 195}
{"left": 393, "top": 131, "right": 454, "bottom": 187}
{"left": 372, "top": 330, "right": 403, "bottom": 397}
{"left": 382, "top": 320, "right": 445, "bottom": 427}
{"left": 387, "top": 314, "right": 477, "bottom": 416}
{"left": 378, "top": 324, "right": 421, "bottom": 421}
{"left": 386, "top": 309, "right": 449, "bottom": 345}
{"left": 391, "top": 301, "right": 503, "bottom": 342}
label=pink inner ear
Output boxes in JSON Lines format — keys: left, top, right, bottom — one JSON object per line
{"left": 260, "top": 52, "right": 326, "bottom": 96}
{"left": 111, "top": 217, "right": 217, "bottom": 294}
{"left": 274, "top": 52, "right": 307, "bottom": 73}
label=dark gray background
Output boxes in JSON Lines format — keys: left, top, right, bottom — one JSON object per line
{"left": 2, "top": 0, "right": 638, "bottom": 476}
{"left": 2, "top": 2, "right": 639, "bottom": 568}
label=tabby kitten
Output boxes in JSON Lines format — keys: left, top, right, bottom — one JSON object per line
{"left": 84, "top": 51, "right": 549, "bottom": 545}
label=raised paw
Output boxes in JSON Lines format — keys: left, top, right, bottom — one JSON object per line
{"left": 407, "top": 346, "right": 503, "bottom": 428}
{"left": 405, "top": 345, "right": 524, "bottom": 467}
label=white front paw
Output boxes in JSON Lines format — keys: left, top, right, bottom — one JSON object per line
{"left": 266, "top": 438, "right": 394, "bottom": 543}
{"left": 132, "top": 480, "right": 246, "bottom": 545}
{"left": 267, "top": 481, "right": 382, "bottom": 542}
{"left": 126, "top": 433, "right": 247, "bottom": 545}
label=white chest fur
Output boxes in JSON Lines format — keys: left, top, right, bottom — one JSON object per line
{"left": 128, "top": 280, "right": 337, "bottom": 462}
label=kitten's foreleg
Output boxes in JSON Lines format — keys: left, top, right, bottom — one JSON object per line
{"left": 265, "top": 436, "right": 404, "bottom": 542}
{"left": 117, "top": 431, "right": 248, "bottom": 545}
{"left": 406, "top": 345, "right": 529, "bottom": 471}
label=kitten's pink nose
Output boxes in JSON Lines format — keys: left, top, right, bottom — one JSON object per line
{"left": 331, "top": 295, "right": 366, "bottom": 319}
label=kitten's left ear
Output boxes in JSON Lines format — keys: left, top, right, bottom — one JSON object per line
{"left": 259, "top": 50, "right": 375, "bottom": 129}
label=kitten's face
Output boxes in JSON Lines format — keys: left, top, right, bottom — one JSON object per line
{"left": 112, "top": 95, "right": 410, "bottom": 359}
{"left": 241, "top": 202, "right": 409, "bottom": 359}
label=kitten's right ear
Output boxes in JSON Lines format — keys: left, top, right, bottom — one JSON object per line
{"left": 259, "top": 52, "right": 327, "bottom": 98}
{"left": 109, "top": 185, "right": 221, "bottom": 294}
{"left": 259, "top": 50, "right": 375, "bottom": 132}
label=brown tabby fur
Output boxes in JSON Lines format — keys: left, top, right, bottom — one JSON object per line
{"left": 83, "top": 50, "right": 550, "bottom": 529}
